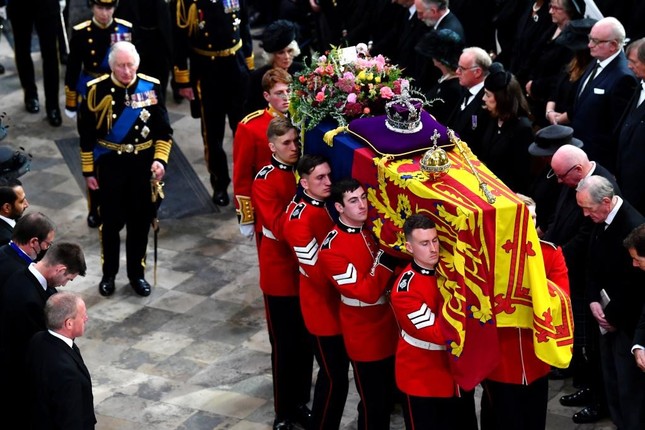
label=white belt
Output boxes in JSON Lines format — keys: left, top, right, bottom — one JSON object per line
{"left": 340, "top": 295, "right": 386, "bottom": 307}
{"left": 262, "top": 226, "right": 277, "bottom": 240}
{"left": 401, "top": 329, "right": 446, "bottom": 351}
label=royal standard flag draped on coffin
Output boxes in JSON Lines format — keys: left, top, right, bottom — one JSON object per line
{"left": 305, "top": 121, "right": 573, "bottom": 390}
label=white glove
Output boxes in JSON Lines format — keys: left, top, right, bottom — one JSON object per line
{"left": 64, "top": 109, "right": 77, "bottom": 119}
{"left": 0, "top": 6, "right": 7, "bottom": 20}
{"left": 239, "top": 224, "right": 255, "bottom": 240}
{"left": 59, "top": 0, "right": 66, "bottom": 11}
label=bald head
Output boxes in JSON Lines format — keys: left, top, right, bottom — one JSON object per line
{"left": 550, "top": 144, "right": 592, "bottom": 187}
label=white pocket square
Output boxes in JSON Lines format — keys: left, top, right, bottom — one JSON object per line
{"left": 594, "top": 88, "right": 605, "bottom": 94}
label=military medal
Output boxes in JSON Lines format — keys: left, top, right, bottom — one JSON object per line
{"left": 139, "top": 109, "right": 150, "bottom": 123}
{"left": 124, "top": 89, "right": 130, "bottom": 107}
{"left": 223, "top": 0, "right": 239, "bottom": 13}
{"left": 141, "top": 126, "right": 150, "bottom": 138}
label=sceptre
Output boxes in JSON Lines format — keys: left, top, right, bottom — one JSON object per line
{"left": 447, "top": 128, "right": 496, "bottom": 204}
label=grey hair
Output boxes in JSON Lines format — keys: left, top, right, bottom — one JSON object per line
{"left": 462, "top": 47, "right": 492, "bottom": 73}
{"left": 576, "top": 175, "right": 615, "bottom": 203}
{"left": 45, "top": 292, "right": 82, "bottom": 331}
{"left": 108, "top": 41, "right": 140, "bottom": 69}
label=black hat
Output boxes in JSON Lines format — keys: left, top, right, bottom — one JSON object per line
{"left": 261, "top": 20, "right": 298, "bottom": 53}
{"left": 484, "top": 62, "right": 511, "bottom": 91}
{"left": 0, "top": 146, "right": 32, "bottom": 181}
{"left": 414, "top": 29, "right": 464, "bottom": 70}
{"left": 87, "top": 0, "right": 118, "bottom": 7}
{"left": 556, "top": 18, "right": 598, "bottom": 51}
{"left": 528, "top": 125, "right": 583, "bottom": 157}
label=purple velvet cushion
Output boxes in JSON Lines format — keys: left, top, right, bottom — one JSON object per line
{"left": 348, "top": 111, "right": 451, "bottom": 156}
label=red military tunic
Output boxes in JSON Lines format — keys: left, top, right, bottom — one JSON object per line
{"left": 487, "top": 240, "right": 570, "bottom": 384}
{"left": 251, "top": 156, "right": 298, "bottom": 296}
{"left": 390, "top": 260, "right": 462, "bottom": 397}
{"left": 233, "top": 106, "right": 284, "bottom": 230}
{"left": 283, "top": 192, "right": 339, "bottom": 336}
{"left": 318, "top": 221, "right": 398, "bottom": 361}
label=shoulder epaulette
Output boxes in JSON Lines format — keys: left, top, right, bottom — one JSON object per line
{"left": 114, "top": 18, "right": 133, "bottom": 27}
{"left": 73, "top": 20, "right": 92, "bottom": 31}
{"left": 86, "top": 74, "right": 111, "bottom": 87}
{"left": 397, "top": 270, "right": 414, "bottom": 292}
{"left": 540, "top": 239, "right": 558, "bottom": 250}
{"left": 321, "top": 230, "right": 337, "bottom": 250}
{"left": 241, "top": 109, "right": 265, "bottom": 124}
{"left": 137, "top": 73, "right": 160, "bottom": 84}
{"left": 289, "top": 202, "right": 306, "bottom": 220}
{"left": 255, "top": 165, "right": 273, "bottom": 180}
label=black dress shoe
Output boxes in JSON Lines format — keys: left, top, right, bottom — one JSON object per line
{"left": 130, "top": 278, "right": 152, "bottom": 296}
{"left": 549, "top": 366, "right": 572, "bottom": 380}
{"left": 87, "top": 213, "right": 101, "bottom": 228}
{"left": 213, "top": 191, "right": 230, "bottom": 206}
{"left": 294, "top": 404, "right": 312, "bottom": 430}
{"left": 559, "top": 387, "right": 592, "bottom": 407}
{"left": 47, "top": 108, "right": 62, "bottom": 127}
{"left": 272, "top": 419, "right": 293, "bottom": 430}
{"left": 99, "top": 276, "right": 116, "bottom": 297}
{"left": 572, "top": 404, "right": 606, "bottom": 424}
{"left": 25, "top": 97, "right": 40, "bottom": 113}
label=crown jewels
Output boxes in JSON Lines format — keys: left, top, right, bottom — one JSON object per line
{"left": 420, "top": 129, "right": 451, "bottom": 180}
{"left": 385, "top": 82, "right": 424, "bottom": 134}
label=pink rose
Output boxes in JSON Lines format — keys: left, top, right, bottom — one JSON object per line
{"left": 380, "top": 86, "right": 394, "bottom": 99}
{"left": 347, "top": 93, "right": 357, "bottom": 103}
{"left": 315, "top": 91, "right": 326, "bottom": 102}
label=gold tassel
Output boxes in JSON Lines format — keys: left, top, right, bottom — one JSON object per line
{"left": 322, "top": 125, "right": 348, "bottom": 147}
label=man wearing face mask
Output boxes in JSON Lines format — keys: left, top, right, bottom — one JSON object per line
{"left": 0, "top": 212, "right": 56, "bottom": 289}
{"left": 0, "top": 242, "right": 87, "bottom": 418}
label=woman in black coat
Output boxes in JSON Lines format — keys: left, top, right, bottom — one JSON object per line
{"left": 414, "top": 28, "right": 465, "bottom": 125}
{"left": 479, "top": 63, "right": 535, "bottom": 194}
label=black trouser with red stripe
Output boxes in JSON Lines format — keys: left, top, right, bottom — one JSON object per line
{"left": 264, "top": 295, "right": 313, "bottom": 422}
{"left": 311, "top": 334, "right": 349, "bottom": 430}
{"left": 402, "top": 389, "right": 478, "bottom": 430}
{"left": 352, "top": 356, "right": 396, "bottom": 430}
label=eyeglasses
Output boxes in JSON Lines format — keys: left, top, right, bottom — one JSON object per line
{"left": 549, "top": 3, "right": 564, "bottom": 10}
{"left": 588, "top": 36, "right": 615, "bottom": 46}
{"left": 39, "top": 239, "right": 54, "bottom": 250}
{"left": 456, "top": 65, "right": 480, "bottom": 73}
{"left": 547, "top": 164, "right": 580, "bottom": 180}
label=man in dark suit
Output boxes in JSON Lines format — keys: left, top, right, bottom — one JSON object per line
{"left": 0, "top": 212, "right": 56, "bottom": 287}
{"left": 577, "top": 175, "right": 645, "bottom": 430}
{"left": 544, "top": 144, "right": 618, "bottom": 424}
{"left": 569, "top": 17, "right": 637, "bottom": 173}
{"left": 447, "top": 46, "right": 492, "bottom": 155}
{"left": 622, "top": 224, "right": 645, "bottom": 376}
{"left": 0, "top": 178, "right": 29, "bottom": 246}
{"left": 387, "top": 0, "right": 430, "bottom": 87}
{"left": 616, "top": 38, "right": 645, "bottom": 215}
{"left": 415, "top": 0, "right": 465, "bottom": 41}
{"left": 414, "top": 0, "right": 466, "bottom": 90}
{"left": 27, "top": 292, "right": 96, "bottom": 429}
{"left": 0, "top": 242, "right": 86, "bottom": 418}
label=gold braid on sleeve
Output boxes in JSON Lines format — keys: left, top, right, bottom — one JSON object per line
{"left": 86, "top": 85, "right": 113, "bottom": 132}
{"left": 176, "top": 0, "right": 198, "bottom": 37}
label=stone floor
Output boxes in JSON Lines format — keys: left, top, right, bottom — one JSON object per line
{"left": 0, "top": 21, "right": 617, "bottom": 430}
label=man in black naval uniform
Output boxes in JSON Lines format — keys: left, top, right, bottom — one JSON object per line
{"left": 79, "top": 41, "right": 172, "bottom": 297}
{"left": 171, "top": 0, "right": 254, "bottom": 206}
{"left": 6, "top": 0, "right": 63, "bottom": 126}
{"left": 65, "top": 0, "right": 133, "bottom": 229}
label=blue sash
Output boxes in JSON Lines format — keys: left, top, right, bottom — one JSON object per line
{"left": 94, "top": 78, "right": 154, "bottom": 162}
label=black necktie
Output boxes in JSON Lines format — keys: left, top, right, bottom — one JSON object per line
{"left": 461, "top": 90, "right": 472, "bottom": 110}
{"left": 580, "top": 62, "right": 600, "bottom": 96}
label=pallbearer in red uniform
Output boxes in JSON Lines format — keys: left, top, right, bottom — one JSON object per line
{"left": 481, "top": 195, "right": 570, "bottom": 430}
{"left": 390, "top": 214, "right": 478, "bottom": 430}
{"left": 319, "top": 178, "right": 400, "bottom": 430}
{"left": 234, "top": 68, "right": 292, "bottom": 243}
{"left": 251, "top": 117, "right": 313, "bottom": 430}
{"left": 283, "top": 154, "right": 349, "bottom": 430}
